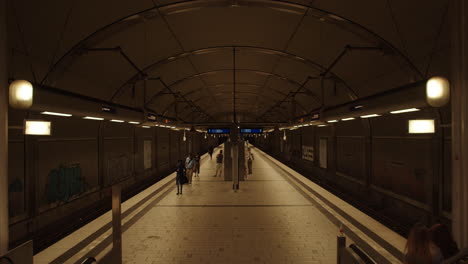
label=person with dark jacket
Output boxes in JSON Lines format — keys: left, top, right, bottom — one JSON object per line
{"left": 208, "top": 146, "right": 214, "bottom": 160}
{"left": 194, "top": 153, "right": 201, "bottom": 177}
{"left": 176, "top": 160, "right": 187, "bottom": 195}
{"left": 214, "top": 150, "right": 223, "bottom": 177}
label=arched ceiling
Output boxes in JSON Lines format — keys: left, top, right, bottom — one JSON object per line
{"left": 8, "top": 0, "right": 450, "bottom": 123}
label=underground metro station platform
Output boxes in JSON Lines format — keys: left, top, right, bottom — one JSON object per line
{"left": 1, "top": 1, "right": 468, "bottom": 263}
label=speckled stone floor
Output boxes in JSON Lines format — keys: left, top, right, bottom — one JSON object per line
{"left": 121, "top": 147, "right": 339, "bottom": 264}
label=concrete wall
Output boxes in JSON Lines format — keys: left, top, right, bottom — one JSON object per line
{"left": 7, "top": 109, "right": 216, "bottom": 251}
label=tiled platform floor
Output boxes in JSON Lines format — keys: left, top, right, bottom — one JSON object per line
{"left": 121, "top": 147, "right": 341, "bottom": 264}
{"left": 37, "top": 144, "right": 411, "bottom": 264}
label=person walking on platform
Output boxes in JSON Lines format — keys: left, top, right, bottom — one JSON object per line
{"left": 214, "top": 150, "right": 223, "bottom": 177}
{"left": 194, "top": 153, "right": 201, "bottom": 177}
{"left": 185, "top": 153, "right": 195, "bottom": 184}
{"left": 247, "top": 149, "right": 254, "bottom": 178}
{"left": 176, "top": 160, "right": 187, "bottom": 195}
{"left": 208, "top": 146, "right": 214, "bottom": 160}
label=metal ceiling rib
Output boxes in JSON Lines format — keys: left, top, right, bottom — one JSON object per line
{"left": 112, "top": 46, "right": 358, "bottom": 104}
{"left": 38, "top": 0, "right": 423, "bottom": 123}
{"left": 145, "top": 69, "right": 322, "bottom": 107}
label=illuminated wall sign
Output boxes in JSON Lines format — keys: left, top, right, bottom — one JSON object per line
{"left": 311, "top": 112, "right": 320, "bottom": 121}
{"left": 147, "top": 114, "right": 157, "bottom": 121}
{"left": 101, "top": 106, "right": 116, "bottom": 113}
{"left": 25, "top": 120, "right": 51, "bottom": 135}
{"left": 409, "top": 120, "right": 435, "bottom": 134}
{"left": 207, "top": 128, "right": 230, "bottom": 134}
{"left": 240, "top": 128, "right": 263, "bottom": 134}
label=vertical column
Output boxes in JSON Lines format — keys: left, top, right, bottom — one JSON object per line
{"left": 0, "top": 0, "right": 9, "bottom": 254}
{"left": 112, "top": 185, "right": 122, "bottom": 263}
{"left": 451, "top": 0, "right": 468, "bottom": 248}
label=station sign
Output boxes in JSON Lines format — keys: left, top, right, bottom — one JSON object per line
{"left": 240, "top": 128, "right": 263, "bottom": 134}
{"left": 311, "top": 112, "right": 320, "bottom": 121}
{"left": 207, "top": 128, "right": 231, "bottom": 134}
{"left": 147, "top": 114, "right": 157, "bottom": 121}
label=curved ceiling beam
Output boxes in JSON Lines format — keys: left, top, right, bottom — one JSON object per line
{"left": 41, "top": 0, "right": 422, "bottom": 100}
{"left": 181, "top": 99, "right": 291, "bottom": 121}
{"left": 163, "top": 92, "right": 298, "bottom": 121}
{"left": 146, "top": 69, "right": 322, "bottom": 106}
{"left": 113, "top": 46, "right": 357, "bottom": 101}
{"left": 158, "top": 82, "right": 308, "bottom": 115}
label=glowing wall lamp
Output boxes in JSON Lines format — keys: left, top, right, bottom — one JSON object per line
{"left": 183, "top": 130, "right": 187, "bottom": 141}
{"left": 409, "top": 119, "right": 435, "bottom": 134}
{"left": 9, "top": 80, "right": 33, "bottom": 109}
{"left": 24, "top": 120, "right": 51, "bottom": 135}
{"left": 283, "top": 130, "right": 287, "bottom": 141}
{"left": 426, "top": 77, "right": 450, "bottom": 107}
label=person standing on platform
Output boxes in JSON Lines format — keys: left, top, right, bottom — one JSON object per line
{"left": 185, "top": 153, "right": 194, "bottom": 184}
{"left": 176, "top": 160, "right": 187, "bottom": 195}
{"left": 208, "top": 146, "right": 214, "bottom": 160}
{"left": 214, "top": 150, "right": 223, "bottom": 177}
{"left": 247, "top": 149, "right": 254, "bottom": 178}
{"left": 194, "top": 153, "right": 201, "bottom": 177}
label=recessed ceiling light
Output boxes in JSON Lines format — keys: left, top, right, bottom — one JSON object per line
{"left": 110, "top": 119, "right": 124, "bottom": 123}
{"left": 341, "top": 117, "right": 355, "bottom": 121}
{"left": 327, "top": 120, "right": 338, "bottom": 123}
{"left": 84, "top": 116, "right": 104, "bottom": 120}
{"left": 360, "top": 114, "right": 381, "bottom": 118}
{"left": 390, "top": 108, "right": 420, "bottom": 114}
{"left": 41, "top": 111, "right": 72, "bottom": 117}
{"left": 129, "top": 121, "right": 140, "bottom": 124}
{"left": 318, "top": 125, "right": 327, "bottom": 127}
{"left": 142, "top": 126, "right": 150, "bottom": 128}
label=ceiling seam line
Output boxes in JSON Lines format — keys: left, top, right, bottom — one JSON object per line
{"left": 255, "top": 7, "right": 309, "bottom": 121}
{"left": 154, "top": 5, "right": 216, "bottom": 121}
{"left": 423, "top": 0, "right": 450, "bottom": 78}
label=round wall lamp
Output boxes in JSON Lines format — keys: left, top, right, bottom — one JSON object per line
{"left": 426, "top": 76, "right": 450, "bottom": 107}
{"left": 9, "top": 80, "right": 33, "bottom": 109}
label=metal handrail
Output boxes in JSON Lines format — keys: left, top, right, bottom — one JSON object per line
{"left": 80, "top": 257, "right": 97, "bottom": 264}
{"left": 0, "top": 256, "right": 13, "bottom": 264}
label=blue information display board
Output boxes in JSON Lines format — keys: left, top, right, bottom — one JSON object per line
{"left": 240, "top": 128, "right": 263, "bottom": 134}
{"left": 207, "top": 128, "right": 231, "bottom": 134}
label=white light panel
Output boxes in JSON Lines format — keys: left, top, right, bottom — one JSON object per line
{"left": 41, "top": 111, "right": 72, "bottom": 117}
{"left": 409, "top": 120, "right": 435, "bottom": 134}
{"left": 25, "top": 120, "right": 51, "bottom": 135}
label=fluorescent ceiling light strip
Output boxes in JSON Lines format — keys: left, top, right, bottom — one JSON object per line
{"left": 342, "top": 117, "right": 355, "bottom": 121}
{"left": 41, "top": 111, "right": 72, "bottom": 117}
{"left": 327, "top": 120, "right": 338, "bottom": 123}
{"left": 110, "top": 119, "right": 124, "bottom": 123}
{"left": 360, "top": 114, "right": 381, "bottom": 118}
{"left": 84, "top": 116, "right": 104, "bottom": 120}
{"left": 142, "top": 126, "right": 150, "bottom": 128}
{"left": 129, "top": 121, "right": 140, "bottom": 124}
{"left": 318, "top": 125, "right": 327, "bottom": 127}
{"left": 390, "top": 108, "right": 420, "bottom": 114}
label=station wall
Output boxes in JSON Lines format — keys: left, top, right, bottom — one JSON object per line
{"left": 6, "top": 108, "right": 216, "bottom": 250}
{"left": 256, "top": 107, "right": 452, "bottom": 235}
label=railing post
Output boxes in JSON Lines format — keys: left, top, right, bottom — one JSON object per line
{"left": 112, "top": 185, "right": 122, "bottom": 264}
{"left": 337, "top": 235, "right": 346, "bottom": 264}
